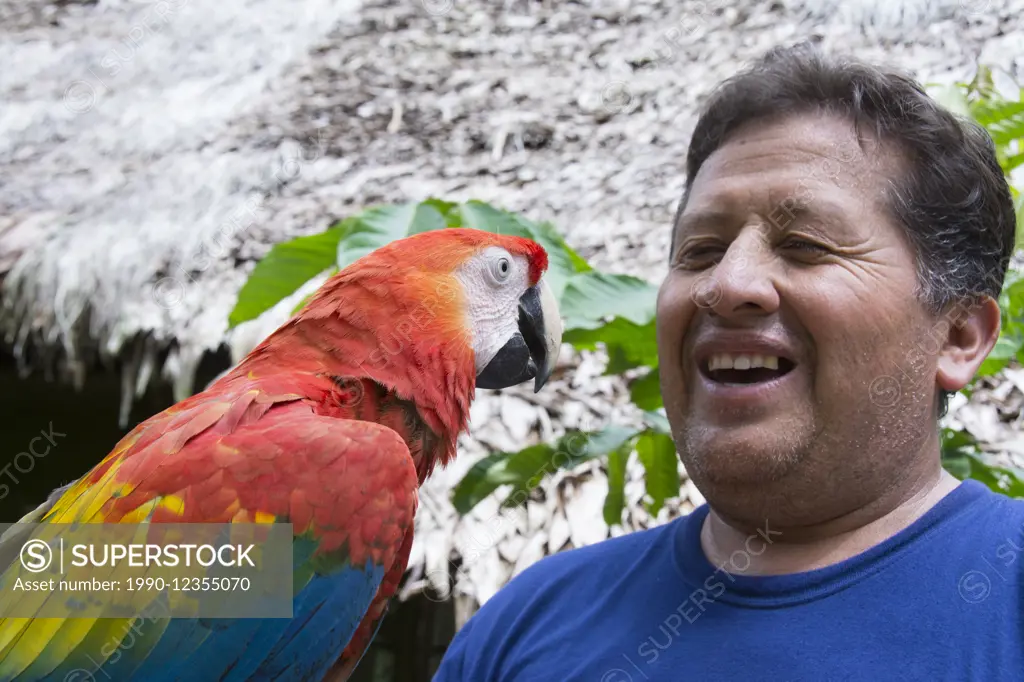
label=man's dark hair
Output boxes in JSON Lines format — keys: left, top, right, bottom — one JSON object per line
{"left": 673, "top": 41, "right": 1018, "bottom": 418}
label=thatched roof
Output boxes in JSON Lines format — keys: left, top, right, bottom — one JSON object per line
{"left": 3, "top": 0, "right": 1024, "bottom": 622}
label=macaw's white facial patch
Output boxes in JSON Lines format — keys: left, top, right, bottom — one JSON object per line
{"left": 453, "top": 245, "right": 533, "bottom": 374}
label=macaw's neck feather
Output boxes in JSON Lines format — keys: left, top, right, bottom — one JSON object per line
{"left": 229, "top": 261, "right": 475, "bottom": 480}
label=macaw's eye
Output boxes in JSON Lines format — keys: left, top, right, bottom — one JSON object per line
{"left": 490, "top": 256, "right": 512, "bottom": 284}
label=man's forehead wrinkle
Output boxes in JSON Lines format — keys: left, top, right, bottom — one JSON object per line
{"left": 705, "top": 143, "right": 824, "bottom": 179}
{"left": 709, "top": 115, "right": 894, "bottom": 189}
{"left": 685, "top": 172, "right": 810, "bottom": 217}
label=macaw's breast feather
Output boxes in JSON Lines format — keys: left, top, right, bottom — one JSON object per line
{"left": 0, "top": 376, "right": 419, "bottom": 682}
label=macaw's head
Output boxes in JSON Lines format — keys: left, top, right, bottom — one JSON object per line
{"left": 299, "top": 227, "right": 563, "bottom": 396}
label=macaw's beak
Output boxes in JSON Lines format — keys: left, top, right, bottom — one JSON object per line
{"left": 475, "top": 278, "right": 563, "bottom": 393}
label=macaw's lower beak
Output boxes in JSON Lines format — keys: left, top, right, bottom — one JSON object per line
{"left": 475, "top": 278, "right": 563, "bottom": 393}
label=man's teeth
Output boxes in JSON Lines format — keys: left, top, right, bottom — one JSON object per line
{"left": 707, "top": 354, "right": 780, "bottom": 371}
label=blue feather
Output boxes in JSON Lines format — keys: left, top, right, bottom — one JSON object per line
{"left": 97, "top": 559, "right": 386, "bottom": 682}
{"left": 251, "top": 561, "right": 385, "bottom": 681}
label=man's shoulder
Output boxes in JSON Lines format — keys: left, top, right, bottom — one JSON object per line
{"left": 961, "top": 479, "right": 1024, "bottom": 521}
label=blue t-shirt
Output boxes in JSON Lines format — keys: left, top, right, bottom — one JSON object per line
{"left": 434, "top": 480, "right": 1024, "bottom": 681}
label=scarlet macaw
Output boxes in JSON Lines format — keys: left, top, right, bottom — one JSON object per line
{"left": 0, "top": 227, "right": 563, "bottom": 681}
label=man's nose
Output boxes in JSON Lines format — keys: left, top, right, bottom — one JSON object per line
{"left": 697, "top": 224, "right": 780, "bottom": 319}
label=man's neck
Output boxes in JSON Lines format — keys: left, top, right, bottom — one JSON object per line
{"left": 699, "top": 467, "right": 962, "bottom": 576}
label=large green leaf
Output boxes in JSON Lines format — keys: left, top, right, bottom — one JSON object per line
{"left": 962, "top": 453, "right": 1024, "bottom": 498}
{"left": 532, "top": 220, "right": 592, "bottom": 275}
{"left": 1001, "top": 152, "right": 1024, "bottom": 176}
{"left": 977, "top": 270, "right": 1024, "bottom": 375}
{"left": 628, "top": 367, "right": 663, "bottom": 410}
{"left": 449, "top": 449, "right": 533, "bottom": 514}
{"left": 499, "top": 425, "right": 640, "bottom": 510}
{"left": 560, "top": 271, "right": 659, "bottom": 331}
{"left": 422, "top": 198, "right": 461, "bottom": 224}
{"left": 635, "top": 429, "right": 680, "bottom": 516}
{"left": 603, "top": 448, "right": 629, "bottom": 526}
{"left": 457, "top": 199, "right": 527, "bottom": 237}
{"left": 564, "top": 318, "right": 659, "bottom": 373}
{"left": 228, "top": 226, "right": 348, "bottom": 327}
{"left": 1006, "top": 271, "right": 1024, "bottom": 319}
{"left": 336, "top": 202, "right": 448, "bottom": 268}
{"left": 450, "top": 425, "right": 638, "bottom": 515}
{"left": 1014, "top": 192, "right": 1024, "bottom": 247}
{"left": 971, "top": 99, "right": 1024, "bottom": 146}
{"left": 940, "top": 427, "right": 981, "bottom": 480}
{"left": 642, "top": 409, "right": 672, "bottom": 435}
{"left": 558, "top": 271, "right": 660, "bottom": 376}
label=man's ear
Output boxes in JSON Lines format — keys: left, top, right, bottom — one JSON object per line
{"left": 936, "top": 296, "right": 1002, "bottom": 393}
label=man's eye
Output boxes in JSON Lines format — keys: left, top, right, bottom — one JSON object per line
{"left": 781, "top": 238, "right": 828, "bottom": 254}
{"left": 680, "top": 245, "right": 725, "bottom": 261}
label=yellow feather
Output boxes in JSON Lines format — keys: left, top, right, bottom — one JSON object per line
{"left": 0, "top": 618, "right": 66, "bottom": 678}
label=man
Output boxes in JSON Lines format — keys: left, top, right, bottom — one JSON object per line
{"left": 433, "top": 43, "right": 1024, "bottom": 681}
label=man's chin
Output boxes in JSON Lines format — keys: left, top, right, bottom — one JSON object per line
{"left": 678, "top": 428, "right": 808, "bottom": 489}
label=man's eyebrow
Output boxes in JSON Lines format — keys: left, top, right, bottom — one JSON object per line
{"left": 674, "top": 209, "right": 736, "bottom": 235}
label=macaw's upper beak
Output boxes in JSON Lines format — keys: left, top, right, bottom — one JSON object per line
{"left": 475, "top": 278, "right": 564, "bottom": 393}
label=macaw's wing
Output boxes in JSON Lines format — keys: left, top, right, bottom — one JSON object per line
{"left": 0, "top": 393, "right": 418, "bottom": 682}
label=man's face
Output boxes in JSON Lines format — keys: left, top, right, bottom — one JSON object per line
{"left": 657, "top": 112, "right": 942, "bottom": 519}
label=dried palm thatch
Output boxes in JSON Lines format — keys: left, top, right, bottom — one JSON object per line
{"left": 3, "top": 0, "right": 1024, "bottom": 623}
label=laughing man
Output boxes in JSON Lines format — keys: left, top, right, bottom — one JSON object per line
{"left": 434, "top": 43, "right": 1024, "bottom": 681}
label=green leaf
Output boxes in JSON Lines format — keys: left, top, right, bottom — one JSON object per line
{"left": 422, "top": 198, "right": 461, "bottom": 225}
{"left": 603, "top": 448, "right": 628, "bottom": 526}
{"left": 642, "top": 409, "right": 672, "bottom": 435}
{"left": 964, "top": 454, "right": 1024, "bottom": 498}
{"left": 1002, "top": 151, "right": 1024, "bottom": 175}
{"left": 941, "top": 426, "right": 979, "bottom": 453}
{"left": 1000, "top": 269, "right": 1024, "bottom": 316}
{"left": 560, "top": 271, "right": 659, "bottom": 330}
{"left": 529, "top": 219, "right": 592, "bottom": 274}
{"left": 449, "top": 425, "right": 639, "bottom": 515}
{"left": 971, "top": 64, "right": 997, "bottom": 101}
{"left": 629, "top": 367, "right": 663, "bottom": 410}
{"left": 498, "top": 426, "right": 640, "bottom": 510}
{"left": 1015, "top": 192, "right": 1024, "bottom": 247}
{"left": 337, "top": 202, "right": 448, "bottom": 268}
{"left": 971, "top": 99, "right": 1024, "bottom": 145}
{"left": 635, "top": 429, "right": 680, "bottom": 516}
{"left": 940, "top": 427, "right": 980, "bottom": 480}
{"left": 1003, "top": 276, "right": 1024, "bottom": 332}
{"left": 457, "top": 199, "right": 527, "bottom": 236}
{"left": 228, "top": 227, "right": 347, "bottom": 328}
{"left": 564, "top": 318, "right": 659, "bottom": 372}
{"left": 977, "top": 272, "right": 1024, "bottom": 375}
{"left": 448, "top": 450, "right": 520, "bottom": 514}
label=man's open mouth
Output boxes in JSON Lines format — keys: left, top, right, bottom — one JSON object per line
{"left": 700, "top": 353, "right": 796, "bottom": 385}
